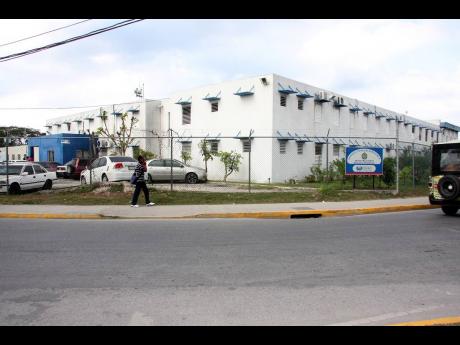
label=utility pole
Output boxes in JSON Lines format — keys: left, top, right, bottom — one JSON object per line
{"left": 5, "top": 130, "right": 9, "bottom": 195}
{"left": 248, "top": 129, "right": 252, "bottom": 193}
{"left": 169, "top": 112, "right": 173, "bottom": 192}
{"left": 412, "top": 141, "right": 415, "bottom": 189}
{"left": 395, "top": 116, "right": 400, "bottom": 195}
{"left": 326, "top": 128, "right": 330, "bottom": 180}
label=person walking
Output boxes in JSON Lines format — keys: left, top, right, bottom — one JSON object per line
{"left": 131, "top": 155, "right": 155, "bottom": 207}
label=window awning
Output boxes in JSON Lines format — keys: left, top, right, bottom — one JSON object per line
{"left": 313, "top": 136, "right": 328, "bottom": 144}
{"left": 375, "top": 112, "right": 385, "bottom": 118}
{"left": 349, "top": 104, "right": 362, "bottom": 112}
{"left": 276, "top": 130, "right": 294, "bottom": 141}
{"left": 293, "top": 133, "right": 311, "bottom": 142}
{"left": 277, "top": 83, "right": 297, "bottom": 94}
{"left": 203, "top": 91, "right": 221, "bottom": 102}
{"left": 128, "top": 106, "right": 140, "bottom": 113}
{"left": 234, "top": 86, "right": 254, "bottom": 97}
{"left": 175, "top": 97, "right": 192, "bottom": 105}
{"left": 295, "top": 88, "right": 313, "bottom": 99}
{"left": 362, "top": 108, "right": 375, "bottom": 116}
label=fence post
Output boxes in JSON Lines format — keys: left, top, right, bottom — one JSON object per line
{"left": 412, "top": 142, "right": 415, "bottom": 189}
{"left": 248, "top": 131, "right": 252, "bottom": 193}
{"left": 168, "top": 112, "right": 173, "bottom": 192}
{"left": 5, "top": 131, "right": 9, "bottom": 195}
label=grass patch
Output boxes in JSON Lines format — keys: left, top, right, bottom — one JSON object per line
{"left": 0, "top": 183, "right": 429, "bottom": 206}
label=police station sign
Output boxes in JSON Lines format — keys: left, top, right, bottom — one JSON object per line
{"left": 345, "top": 147, "right": 383, "bottom": 176}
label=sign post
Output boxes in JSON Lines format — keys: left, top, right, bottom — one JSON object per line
{"left": 345, "top": 147, "right": 384, "bottom": 188}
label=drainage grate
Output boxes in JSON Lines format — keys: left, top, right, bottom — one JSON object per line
{"left": 290, "top": 213, "right": 322, "bottom": 219}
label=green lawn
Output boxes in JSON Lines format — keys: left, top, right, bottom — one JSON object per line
{"left": 0, "top": 183, "right": 429, "bottom": 205}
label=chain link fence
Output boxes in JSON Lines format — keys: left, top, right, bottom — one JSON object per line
{"left": 1, "top": 133, "right": 433, "bottom": 195}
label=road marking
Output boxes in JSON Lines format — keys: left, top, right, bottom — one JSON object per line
{"left": 389, "top": 316, "right": 460, "bottom": 326}
{"left": 329, "top": 305, "right": 443, "bottom": 326}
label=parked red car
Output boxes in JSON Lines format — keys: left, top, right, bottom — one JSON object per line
{"left": 56, "top": 158, "right": 90, "bottom": 179}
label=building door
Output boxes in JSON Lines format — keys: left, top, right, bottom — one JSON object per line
{"left": 33, "top": 147, "right": 40, "bottom": 162}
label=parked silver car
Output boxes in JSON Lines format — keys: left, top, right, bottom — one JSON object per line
{"left": 146, "top": 159, "right": 207, "bottom": 184}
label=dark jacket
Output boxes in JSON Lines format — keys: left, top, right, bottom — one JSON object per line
{"left": 134, "top": 162, "right": 146, "bottom": 183}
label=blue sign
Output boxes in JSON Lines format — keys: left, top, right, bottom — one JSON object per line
{"left": 345, "top": 147, "right": 384, "bottom": 175}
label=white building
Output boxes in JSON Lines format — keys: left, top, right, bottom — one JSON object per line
{"left": 45, "top": 73, "right": 460, "bottom": 183}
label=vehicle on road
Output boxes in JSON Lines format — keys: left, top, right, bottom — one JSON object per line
{"left": 429, "top": 140, "right": 460, "bottom": 216}
{"left": 146, "top": 159, "right": 207, "bottom": 184}
{"left": 80, "top": 156, "right": 140, "bottom": 184}
{"left": 0, "top": 162, "right": 57, "bottom": 194}
{"left": 57, "top": 158, "right": 90, "bottom": 179}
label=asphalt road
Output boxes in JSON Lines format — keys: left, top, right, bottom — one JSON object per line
{"left": 0, "top": 209, "right": 459, "bottom": 325}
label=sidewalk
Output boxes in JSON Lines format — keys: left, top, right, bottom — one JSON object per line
{"left": 0, "top": 197, "right": 438, "bottom": 219}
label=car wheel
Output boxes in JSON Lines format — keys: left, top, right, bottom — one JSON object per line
{"left": 441, "top": 206, "right": 459, "bottom": 216}
{"left": 42, "top": 180, "right": 52, "bottom": 190}
{"left": 81, "top": 176, "right": 87, "bottom": 185}
{"left": 9, "top": 183, "right": 21, "bottom": 195}
{"left": 102, "top": 175, "right": 109, "bottom": 183}
{"left": 438, "top": 176, "right": 460, "bottom": 201}
{"left": 185, "top": 173, "right": 198, "bottom": 184}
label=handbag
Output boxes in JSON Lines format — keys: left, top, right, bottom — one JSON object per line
{"left": 130, "top": 173, "right": 138, "bottom": 185}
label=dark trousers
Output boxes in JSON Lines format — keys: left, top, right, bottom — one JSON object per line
{"left": 131, "top": 181, "right": 151, "bottom": 205}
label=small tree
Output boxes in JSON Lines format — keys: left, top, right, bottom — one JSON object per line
{"left": 181, "top": 151, "right": 192, "bottom": 165}
{"left": 400, "top": 166, "right": 412, "bottom": 186}
{"left": 382, "top": 157, "right": 396, "bottom": 187}
{"left": 198, "top": 139, "right": 215, "bottom": 172}
{"left": 218, "top": 150, "right": 242, "bottom": 182}
{"left": 133, "top": 147, "right": 157, "bottom": 160}
{"left": 97, "top": 110, "right": 139, "bottom": 156}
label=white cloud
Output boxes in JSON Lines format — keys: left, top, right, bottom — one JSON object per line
{"left": 0, "top": 19, "right": 459, "bottom": 132}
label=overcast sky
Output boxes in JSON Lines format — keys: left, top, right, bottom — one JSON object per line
{"left": 0, "top": 19, "right": 459, "bottom": 131}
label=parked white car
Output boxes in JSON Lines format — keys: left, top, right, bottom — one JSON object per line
{"left": 146, "top": 159, "right": 207, "bottom": 184}
{"left": 0, "top": 162, "right": 57, "bottom": 194}
{"left": 80, "top": 156, "right": 143, "bottom": 184}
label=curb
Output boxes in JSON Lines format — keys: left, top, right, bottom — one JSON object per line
{"left": 191, "top": 204, "right": 440, "bottom": 219}
{"left": 0, "top": 204, "right": 439, "bottom": 220}
{"left": 389, "top": 316, "right": 460, "bottom": 326}
{"left": 0, "top": 213, "right": 103, "bottom": 220}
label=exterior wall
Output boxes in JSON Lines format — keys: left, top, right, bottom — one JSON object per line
{"left": 27, "top": 134, "right": 90, "bottom": 164}
{"left": 45, "top": 100, "right": 155, "bottom": 156}
{"left": 159, "top": 74, "right": 274, "bottom": 182}
{"left": 0, "top": 145, "right": 27, "bottom": 161}
{"left": 43, "top": 74, "right": 458, "bottom": 182}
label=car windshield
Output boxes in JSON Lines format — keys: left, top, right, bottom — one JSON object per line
{"left": 109, "top": 157, "right": 137, "bottom": 162}
{"left": 0, "top": 165, "right": 23, "bottom": 175}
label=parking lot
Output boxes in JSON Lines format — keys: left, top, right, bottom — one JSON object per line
{"left": 51, "top": 178, "right": 317, "bottom": 193}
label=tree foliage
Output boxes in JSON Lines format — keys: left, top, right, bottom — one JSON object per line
{"left": 382, "top": 157, "right": 396, "bottom": 186}
{"left": 181, "top": 151, "right": 192, "bottom": 165}
{"left": 218, "top": 150, "right": 242, "bottom": 182}
{"left": 0, "top": 126, "right": 43, "bottom": 146}
{"left": 96, "top": 110, "right": 138, "bottom": 156}
{"left": 198, "top": 139, "right": 215, "bottom": 172}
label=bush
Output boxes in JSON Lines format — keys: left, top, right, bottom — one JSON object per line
{"left": 382, "top": 157, "right": 396, "bottom": 186}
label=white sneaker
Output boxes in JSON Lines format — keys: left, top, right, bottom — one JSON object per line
{"left": 130, "top": 204, "right": 139, "bottom": 208}
{"left": 146, "top": 202, "right": 155, "bottom": 206}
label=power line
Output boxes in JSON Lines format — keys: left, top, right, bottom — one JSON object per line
{"left": 0, "top": 19, "right": 92, "bottom": 48}
{"left": 0, "top": 99, "right": 159, "bottom": 110}
{"left": 0, "top": 19, "right": 144, "bottom": 63}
